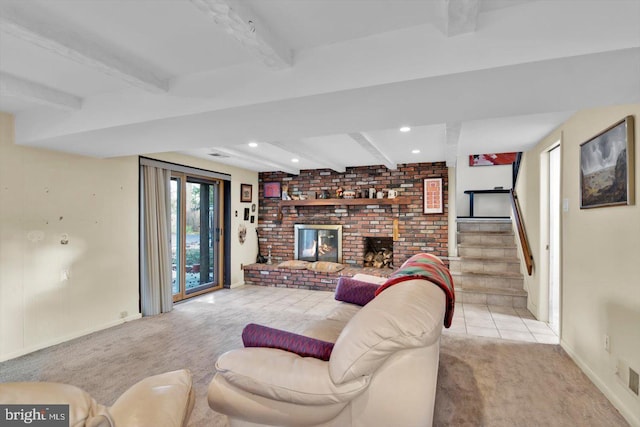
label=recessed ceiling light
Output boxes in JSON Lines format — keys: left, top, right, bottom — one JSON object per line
{"left": 291, "top": 158, "right": 299, "bottom": 163}
{"left": 400, "top": 126, "right": 411, "bottom": 133}
{"left": 412, "top": 149, "right": 420, "bottom": 154}
{"left": 248, "top": 142, "right": 258, "bottom": 148}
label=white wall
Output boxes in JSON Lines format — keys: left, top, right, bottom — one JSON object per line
{"left": 517, "top": 105, "right": 640, "bottom": 426}
{"left": 0, "top": 114, "right": 259, "bottom": 361}
{"left": 455, "top": 155, "right": 513, "bottom": 217}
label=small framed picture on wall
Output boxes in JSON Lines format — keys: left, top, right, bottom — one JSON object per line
{"left": 423, "top": 178, "right": 443, "bottom": 214}
{"left": 241, "top": 183, "right": 252, "bottom": 203}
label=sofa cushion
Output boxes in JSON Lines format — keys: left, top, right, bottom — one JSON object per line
{"left": 109, "top": 369, "right": 194, "bottom": 427}
{"left": 329, "top": 279, "right": 446, "bottom": 384}
{"left": 334, "top": 277, "right": 380, "bottom": 306}
{"left": 351, "top": 273, "right": 388, "bottom": 285}
{"left": 215, "top": 348, "right": 370, "bottom": 405}
{"left": 242, "top": 323, "right": 334, "bottom": 361}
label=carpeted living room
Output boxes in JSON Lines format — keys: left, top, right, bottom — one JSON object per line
{"left": 1, "top": 1, "right": 640, "bottom": 426}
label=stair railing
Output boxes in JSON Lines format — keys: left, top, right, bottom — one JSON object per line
{"left": 510, "top": 153, "right": 533, "bottom": 275}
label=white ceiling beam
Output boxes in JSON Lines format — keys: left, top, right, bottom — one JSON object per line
{"left": 348, "top": 133, "right": 396, "bottom": 171}
{"left": 268, "top": 141, "right": 346, "bottom": 173}
{"left": 445, "top": 122, "right": 461, "bottom": 167}
{"left": 437, "top": 0, "right": 480, "bottom": 37}
{"left": 0, "top": 4, "right": 168, "bottom": 93}
{"left": 189, "top": 0, "right": 292, "bottom": 69}
{"left": 0, "top": 72, "right": 82, "bottom": 111}
{"left": 212, "top": 147, "right": 299, "bottom": 175}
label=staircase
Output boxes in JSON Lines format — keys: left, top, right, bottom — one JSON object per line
{"left": 449, "top": 218, "right": 527, "bottom": 308}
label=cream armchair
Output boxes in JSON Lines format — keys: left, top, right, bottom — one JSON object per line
{"left": 0, "top": 369, "right": 195, "bottom": 427}
{"left": 208, "top": 278, "right": 447, "bottom": 427}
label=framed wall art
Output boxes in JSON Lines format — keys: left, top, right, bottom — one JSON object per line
{"left": 580, "top": 115, "right": 635, "bottom": 209}
{"left": 423, "top": 178, "right": 443, "bottom": 214}
{"left": 240, "top": 183, "right": 252, "bottom": 203}
{"left": 469, "top": 152, "right": 518, "bottom": 166}
{"left": 263, "top": 181, "right": 282, "bottom": 199}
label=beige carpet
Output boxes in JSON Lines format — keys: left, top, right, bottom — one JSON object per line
{"left": 0, "top": 289, "right": 629, "bottom": 427}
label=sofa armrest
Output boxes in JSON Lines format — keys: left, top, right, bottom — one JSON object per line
{"left": 215, "top": 347, "right": 369, "bottom": 405}
{"left": 109, "top": 369, "right": 194, "bottom": 427}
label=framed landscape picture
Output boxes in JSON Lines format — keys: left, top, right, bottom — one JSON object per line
{"left": 580, "top": 115, "right": 635, "bottom": 209}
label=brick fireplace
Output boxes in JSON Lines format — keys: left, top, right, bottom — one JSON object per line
{"left": 256, "top": 163, "right": 449, "bottom": 269}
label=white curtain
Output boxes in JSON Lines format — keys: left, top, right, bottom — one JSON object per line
{"left": 140, "top": 165, "right": 173, "bottom": 316}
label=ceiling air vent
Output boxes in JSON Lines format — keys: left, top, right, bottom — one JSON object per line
{"left": 209, "top": 152, "right": 230, "bottom": 158}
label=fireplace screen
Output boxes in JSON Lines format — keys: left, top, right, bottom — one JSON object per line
{"left": 294, "top": 224, "right": 342, "bottom": 263}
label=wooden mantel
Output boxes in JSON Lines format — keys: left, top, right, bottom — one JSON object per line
{"left": 280, "top": 196, "right": 412, "bottom": 207}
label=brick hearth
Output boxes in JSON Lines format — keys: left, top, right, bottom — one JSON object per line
{"left": 243, "top": 263, "right": 393, "bottom": 291}
{"left": 257, "top": 162, "right": 449, "bottom": 271}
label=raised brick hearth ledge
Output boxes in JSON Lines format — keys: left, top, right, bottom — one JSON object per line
{"left": 243, "top": 263, "right": 393, "bottom": 291}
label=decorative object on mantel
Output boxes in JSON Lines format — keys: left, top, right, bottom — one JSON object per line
{"left": 240, "top": 183, "right": 252, "bottom": 203}
{"left": 343, "top": 190, "right": 356, "bottom": 199}
{"left": 388, "top": 189, "right": 398, "bottom": 199}
{"left": 580, "top": 115, "right": 635, "bottom": 209}
{"left": 423, "top": 178, "right": 443, "bottom": 214}
{"left": 264, "top": 181, "right": 281, "bottom": 199}
{"left": 282, "top": 184, "right": 291, "bottom": 200}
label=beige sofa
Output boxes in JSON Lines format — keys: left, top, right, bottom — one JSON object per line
{"left": 208, "top": 273, "right": 447, "bottom": 427}
{"left": 0, "top": 369, "right": 195, "bottom": 427}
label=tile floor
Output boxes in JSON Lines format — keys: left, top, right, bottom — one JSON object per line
{"left": 197, "top": 285, "right": 559, "bottom": 345}
{"left": 444, "top": 302, "right": 559, "bottom": 344}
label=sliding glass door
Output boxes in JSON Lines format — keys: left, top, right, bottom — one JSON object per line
{"left": 171, "top": 173, "right": 223, "bottom": 301}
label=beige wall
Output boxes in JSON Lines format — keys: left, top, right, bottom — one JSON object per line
{"left": 517, "top": 105, "right": 640, "bottom": 425}
{"left": 0, "top": 114, "right": 258, "bottom": 361}
{"left": 0, "top": 113, "right": 139, "bottom": 361}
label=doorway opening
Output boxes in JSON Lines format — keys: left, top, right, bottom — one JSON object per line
{"left": 548, "top": 145, "right": 561, "bottom": 335}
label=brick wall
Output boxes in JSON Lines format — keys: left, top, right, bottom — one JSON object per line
{"left": 258, "top": 162, "right": 448, "bottom": 268}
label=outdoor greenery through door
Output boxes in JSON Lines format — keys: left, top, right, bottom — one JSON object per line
{"left": 171, "top": 173, "right": 223, "bottom": 301}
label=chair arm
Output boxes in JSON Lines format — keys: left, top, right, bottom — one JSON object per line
{"left": 215, "top": 347, "right": 369, "bottom": 405}
{"left": 109, "top": 369, "right": 194, "bottom": 427}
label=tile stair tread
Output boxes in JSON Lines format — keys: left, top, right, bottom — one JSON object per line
{"left": 457, "top": 244, "right": 517, "bottom": 250}
{"left": 457, "top": 230, "right": 514, "bottom": 236}
{"left": 457, "top": 218, "right": 511, "bottom": 223}
{"left": 456, "top": 286, "right": 527, "bottom": 297}
{"left": 448, "top": 256, "right": 520, "bottom": 263}
{"left": 451, "top": 270, "right": 523, "bottom": 279}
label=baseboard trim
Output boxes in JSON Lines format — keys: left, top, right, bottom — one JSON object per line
{"left": 561, "top": 339, "right": 640, "bottom": 427}
{"left": 0, "top": 313, "right": 142, "bottom": 363}
{"left": 229, "top": 280, "right": 245, "bottom": 289}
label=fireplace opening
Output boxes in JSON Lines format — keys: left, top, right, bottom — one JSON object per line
{"left": 364, "top": 237, "right": 393, "bottom": 269}
{"left": 294, "top": 224, "right": 342, "bottom": 263}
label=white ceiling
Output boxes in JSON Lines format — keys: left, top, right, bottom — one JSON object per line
{"left": 1, "top": 0, "right": 639, "bottom": 173}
